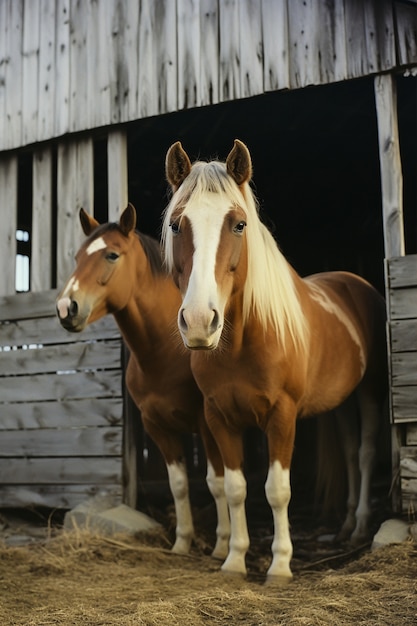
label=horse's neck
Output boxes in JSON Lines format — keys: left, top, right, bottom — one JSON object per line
{"left": 114, "top": 272, "right": 180, "bottom": 362}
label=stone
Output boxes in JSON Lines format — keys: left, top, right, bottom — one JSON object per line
{"left": 371, "top": 518, "right": 410, "bottom": 550}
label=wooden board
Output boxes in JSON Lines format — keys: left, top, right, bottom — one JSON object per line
{"left": 0, "top": 484, "right": 122, "bottom": 509}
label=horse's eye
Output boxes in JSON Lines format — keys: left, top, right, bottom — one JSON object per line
{"left": 233, "top": 221, "right": 246, "bottom": 235}
{"left": 106, "top": 252, "right": 119, "bottom": 262}
{"left": 170, "top": 221, "right": 181, "bottom": 235}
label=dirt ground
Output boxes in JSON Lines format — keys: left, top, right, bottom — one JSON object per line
{"left": 0, "top": 496, "right": 416, "bottom": 626}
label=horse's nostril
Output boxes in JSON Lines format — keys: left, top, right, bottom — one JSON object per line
{"left": 210, "top": 309, "right": 220, "bottom": 333}
{"left": 69, "top": 300, "right": 78, "bottom": 318}
{"left": 179, "top": 308, "right": 188, "bottom": 332}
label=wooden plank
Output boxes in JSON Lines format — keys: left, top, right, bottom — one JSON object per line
{"left": 400, "top": 446, "right": 417, "bottom": 478}
{"left": 57, "top": 138, "right": 94, "bottom": 287}
{"left": 0, "top": 397, "right": 123, "bottom": 430}
{"left": 0, "top": 370, "right": 122, "bottom": 403}
{"left": 262, "top": 0, "right": 290, "bottom": 92}
{"left": 0, "top": 484, "right": 122, "bottom": 509}
{"left": 0, "top": 427, "right": 122, "bottom": 458}
{"left": 200, "top": 0, "right": 219, "bottom": 105}
{"left": 394, "top": 1, "right": 417, "bottom": 66}
{"left": 0, "top": 314, "right": 120, "bottom": 348}
{"left": 0, "top": 457, "right": 122, "bottom": 484}
{"left": 388, "top": 255, "right": 417, "bottom": 288}
{"left": 37, "top": 0, "right": 56, "bottom": 141}
{"left": 374, "top": 74, "right": 405, "bottom": 259}
{"left": 86, "top": 0, "right": 111, "bottom": 129}
{"left": 0, "top": 154, "right": 18, "bottom": 296}
{"left": 363, "top": 0, "right": 395, "bottom": 74}
{"left": 177, "top": 0, "right": 200, "bottom": 110}
{"left": 239, "top": 0, "right": 263, "bottom": 97}
{"left": 392, "top": 387, "right": 417, "bottom": 422}
{"left": 390, "top": 319, "right": 417, "bottom": 353}
{"left": 344, "top": 0, "right": 368, "bottom": 79}
{"left": 107, "top": 130, "right": 128, "bottom": 222}
{"left": 391, "top": 352, "right": 417, "bottom": 386}
{"left": 0, "top": 339, "right": 122, "bottom": 377}
{"left": 22, "top": 0, "right": 40, "bottom": 146}
{"left": 317, "top": 0, "right": 347, "bottom": 83}
{"left": 31, "top": 147, "right": 53, "bottom": 292}
{"left": 389, "top": 286, "right": 417, "bottom": 320}
{"left": 219, "top": 0, "right": 240, "bottom": 101}
{"left": 54, "top": 0, "right": 70, "bottom": 137}
{"left": 407, "top": 424, "right": 417, "bottom": 446}
{"left": 4, "top": 0, "right": 23, "bottom": 149}
{"left": 69, "top": 0, "right": 89, "bottom": 132}
{"left": 0, "top": 0, "right": 7, "bottom": 146}
{"left": 119, "top": 0, "right": 140, "bottom": 122}
{"left": 288, "top": 0, "right": 320, "bottom": 88}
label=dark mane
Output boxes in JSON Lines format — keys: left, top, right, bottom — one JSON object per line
{"left": 137, "top": 231, "right": 166, "bottom": 277}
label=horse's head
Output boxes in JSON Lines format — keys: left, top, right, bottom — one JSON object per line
{"left": 163, "top": 140, "right": 253, "bottom": 350}
{"left": 56, "top": 203, "right": 137, "bottom": 332}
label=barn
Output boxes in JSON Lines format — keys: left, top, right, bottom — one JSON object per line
{"left": 0, "top": 0, "right": 416, "bottom": 520}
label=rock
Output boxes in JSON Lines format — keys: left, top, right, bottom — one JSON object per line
{"left": 409, "top": 522, "right": 417, "bottom": 542}
{"left": 64, "top": 494, "right": 161, "bottom": 536}
{"left": 371, "top": 518, "right": 410, "bottom": 550}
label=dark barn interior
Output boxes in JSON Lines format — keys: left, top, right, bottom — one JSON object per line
{"left": 117, "top": 74, "right": 415, "bottom": 529}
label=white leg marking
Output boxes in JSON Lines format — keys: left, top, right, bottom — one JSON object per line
{"left": 167, "top": 462, "right": 194, "bottom": 554}
{"left": 221, "top": 467, "right": 249, "bottom": 575}
{"left": 86, "top": 236, "right": 107, "bottom": 256}
{"left": 206, "top": 462, "right": 230, "bottom": 559}
{"left": 265, "top": 461, "right": 293, "bottom": 580}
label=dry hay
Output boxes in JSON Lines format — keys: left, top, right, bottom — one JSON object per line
{"left": 0, "top": 522, "right": 416, "bottom": 626}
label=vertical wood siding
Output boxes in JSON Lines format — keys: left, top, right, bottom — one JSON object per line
{"left": 0, "top": 0, "right": 415, "bottom": 153}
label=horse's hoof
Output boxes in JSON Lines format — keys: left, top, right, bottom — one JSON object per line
{"left": 265, "top": 573, "right": 293, "bottom": 587}
{"left": 211, "top": 548, "right": 229, "bottom": 561}
{"left": 220, "top": 568, "right": 247, "bottom": 580}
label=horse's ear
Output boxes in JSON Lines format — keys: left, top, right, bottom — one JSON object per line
{"left": 226, "top": 139, "right": 252, "bottom": 185}
{"left": 166, "top": 141, "right": 192, "bottom": 190}
{"left": 80, "top": 208, "right": 100, "bottom": 236}
{"left": 119, "top": 202, "right": 137, "bottom": 236}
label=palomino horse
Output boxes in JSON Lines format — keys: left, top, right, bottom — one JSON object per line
{"left": 56, "top": 204, "right": 229, "bottom": 558}
{"left": 162, "top": 140, "right": 388, "bottom": 582}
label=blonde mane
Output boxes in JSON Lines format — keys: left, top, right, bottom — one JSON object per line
{"left": 162, "top": 160, "right": 309, "bottom": 353}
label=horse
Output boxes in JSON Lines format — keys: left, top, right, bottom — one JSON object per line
{"left": 161, "top": 139, "right": 388, "bottom": 582}
{"left": 56, "top": 203, "right": 230, "bottom": 559}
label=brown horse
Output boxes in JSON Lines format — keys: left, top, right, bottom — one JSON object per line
{"left": 56, "top": 204, "right": 229, "bottom": 558}
{"left": 162, "top": 140, "right": 388, "bottom": 582}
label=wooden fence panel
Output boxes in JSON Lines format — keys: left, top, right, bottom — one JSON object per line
{"left": 387, "top": 255, "right": 417, "bottom": 513}
{"left": 0, "top": 289, "right": 123, "bottom": 509}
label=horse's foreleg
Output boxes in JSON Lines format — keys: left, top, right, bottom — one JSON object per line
{"left": 199, "top": 418, "right": 230, "bottom": 559}
{"left": 166, "top": 459, "right": 195, "bottom": 554}
{"left": 144, "top": 422, "right": 194, "bottom": 554}
{"left": 222, "top": 465, "right": 249, "bottom": 576}
{"left": 206, "top": 418, "right": 248, "bottom": 576}
{"left": 265, "top": 401, "right": 296, "bottom": 583}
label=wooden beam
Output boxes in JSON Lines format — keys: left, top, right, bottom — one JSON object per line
{"left": 31, "top": 147, "right": 53, "bottom": 291}
{"left": 0, "top": 154, "right": 17, "bottom": 295}
{"left": 107, "top": 130, "right": 128, "bottom": 222}
{"left": 374, "top": 74, "right": 405, "bottom": 259}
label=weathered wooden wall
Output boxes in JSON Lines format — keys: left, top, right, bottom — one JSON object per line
{"left": 0, "top": 290, "right": 123, "bottom": 508}
{"left": 386, "top": 255, "right": 417, "bottom": 513}
{"left": 0, "top": 0, "right": 415, "bottom": 153}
